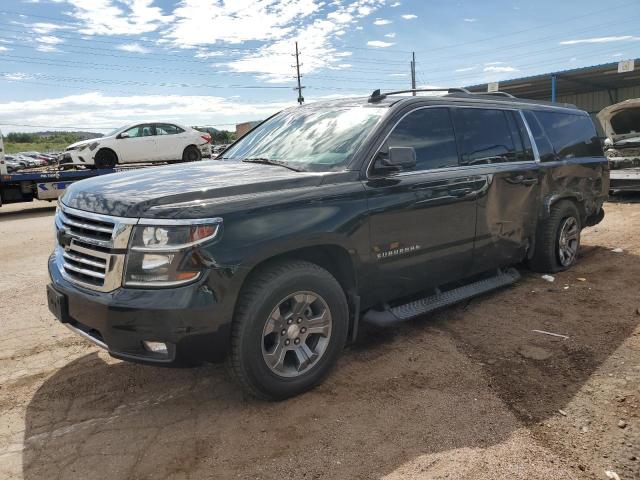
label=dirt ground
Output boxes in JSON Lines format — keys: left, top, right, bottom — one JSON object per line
{"left": 0, "top": 196, "right": 638, "bottom": 480}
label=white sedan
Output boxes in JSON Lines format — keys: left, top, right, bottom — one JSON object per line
{"left": 60, "top": 122, "right": 212, "bottom": 168}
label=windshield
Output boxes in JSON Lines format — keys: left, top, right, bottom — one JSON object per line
{"left": 106, "top": 125, "right": 127, "bottom": 137}
{"left": 222, "top": 106, "right": 385, "bottom": 171}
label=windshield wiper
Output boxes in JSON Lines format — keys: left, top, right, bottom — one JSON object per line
{"left": 241, "top": 157, "right": 305, "bottom": 172}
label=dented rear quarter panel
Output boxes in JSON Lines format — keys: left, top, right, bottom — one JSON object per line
{"left": 538, "top": 156, "right": 609, "bottom": 221}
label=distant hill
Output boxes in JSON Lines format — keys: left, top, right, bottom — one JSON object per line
{"left": 33, "top": 131, "right": 103, "bottom": 140}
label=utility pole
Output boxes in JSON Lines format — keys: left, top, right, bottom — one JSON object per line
{"left": 410, "top": 51, "right": 416, "bottom": 95}
{"left": 293, "top": 41, "right": 305, "bottom": 105}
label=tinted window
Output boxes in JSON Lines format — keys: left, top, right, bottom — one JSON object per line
{"left": 156, "top": 124, "right": 184, "bottom": 135}
{"left": 380, "top": 107, "right": 458, "bottom": 171}
{"left": 523, "top": 111, "right": 555, "bottom": 161}
{"left": 533, "top": 111, "right": 602, "bottom": 159}
{"left": 453, "top": 108, "right": 530, "bottom": 165}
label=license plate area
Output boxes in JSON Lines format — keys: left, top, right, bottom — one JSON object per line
{"left": 47, "top": 284, "right": 70, "bottom": 323}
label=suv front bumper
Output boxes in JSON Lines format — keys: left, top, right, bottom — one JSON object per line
{"left": 47, "top": 255, "right": 232, "bottom": 365}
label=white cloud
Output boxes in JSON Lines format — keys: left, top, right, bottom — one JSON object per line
{"left": 559, "top": 35, "right": 640, "bottom": 45}
{"left": 194, "top": 50, "right": 226, "bottom": 58}
{"left": 401, "top": 14, "right": 417, "bottom": 20}
{"left": 3, "top": 73, "right": 31, "bottom": 81}
{"left": 116, "top": 43, "right": 151, "bottom": 53}
{"left": 35, "top": 35, "right": 63, "bottom": 45}
{"left": 0, "top": 46, "right": 10, "bottom": 52}
{"left": 68, "top": 0, "right": 173, "bottom": 36}
{"left": 454, "top": 66, "right": 476, "bottom": 72}
{"left": 15, "top": 21, "right": 71, "bottom": 34}
{"left": 217, "top": 1, "right": 388, "bottom": 82}
{"left": 367, "top": 40, "right": 394, "bottom": 48}
{"left": 373, "top": 18, "right": 392, "bottom": 25}
{"left": 483, "top": 65, "right": 518, "bottom": 73}
{"left": 389, "top": 73, "right": 406, "bottom": 77}
{"left": 463, "top": 18, "right": 476, "bottom": 22}
{"left": 390, "top": 2, "right": 401, "bottom": 6}
{"left": 36, "top": 44, "right": 62, "bottom": 52}
{"left": 167, "top": 0, "right": 321, "bottom": 45}
{"left": 484, "top": 61, "right": 504, "bottom": 66}
{"left": 612, "top": 52, "right": 624, "bottom": 57}
{"left": 0, "top": 92, "right": 295, "bottom": 132}
{"left": 384, "top": 32, "right": 396, "bottom": 38}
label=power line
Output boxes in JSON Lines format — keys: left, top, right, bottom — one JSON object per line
{"left": 414, "top": 0, "right": 639, "bottom": 53}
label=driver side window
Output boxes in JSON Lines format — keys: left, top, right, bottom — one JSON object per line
{"left": 379, "top": 107, "right": 459, "bottom": 172}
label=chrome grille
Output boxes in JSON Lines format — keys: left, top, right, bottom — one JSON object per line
{"left": 55, "top": 204, "right": 136, "bottom": 292}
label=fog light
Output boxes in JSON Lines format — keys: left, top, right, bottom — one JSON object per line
{"left": 143, "top": 341, "right": 168, "bottom": 355}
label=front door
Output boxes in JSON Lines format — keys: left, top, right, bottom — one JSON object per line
{"left": 118, "top": 124, "right": 158, "bottom": 163}
{"left": 450, "top": 107, "right": 542, "bottom": 273}
{"left": 364, "top": 107, "right": 484, "bottom": 304}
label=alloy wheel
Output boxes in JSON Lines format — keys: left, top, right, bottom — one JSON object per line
{"left": 261, "top": 291, "right": 332, "bottom": 378}
{"left": 558, "top": 216, "right": 579, "bottom": 267}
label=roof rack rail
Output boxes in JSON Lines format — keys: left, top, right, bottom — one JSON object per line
{"left": 368, "top": 87, "right": 471, "bottom": 103}
{"left": 480, "top": 91, "right": 516, "bottom": 98}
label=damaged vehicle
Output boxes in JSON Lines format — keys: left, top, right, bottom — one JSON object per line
{"left": 47, "top": 89, "right": 608, "bottom": 400}
{"left": 59, "top": 122, "right": 212, "bottom": 169}
{"left": 598, "top": 99, "right": 640, "bottom": 192}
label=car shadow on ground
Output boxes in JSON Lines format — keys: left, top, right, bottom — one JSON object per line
{"left": 21, "top": 247, "right": 640, "bottom": 479}
{"left": 608, "top": 191, "right": 640, "bottom": 204}
{"left": 0, "top": 205, "right": 56, "bottom": 220}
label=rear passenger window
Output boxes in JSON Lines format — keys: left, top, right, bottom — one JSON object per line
{"left": 533, "top": 111, "right": 602, "bottom": 160}
{"left": 381, "top": 107, "right": 459, "bottom": 171}
{"left": 453, "top": 108, "right": 531, "bottom": 166}
{"left": 523, "top": 111, "right": 555, "bottom": 162}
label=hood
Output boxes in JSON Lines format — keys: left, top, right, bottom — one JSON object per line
{"left": 61, "top": 161, "right": 327, "bottom": 218}
{"left": 597, "top": 98, "right": 640, "bottom": 139}
{"left": 66, "top": 138, "right": 101, "bottom": 150}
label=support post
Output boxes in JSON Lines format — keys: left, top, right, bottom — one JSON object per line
{"left": 294, "top": 41, "right": 304, "bottom": 105}
{"left": 551, "top": 74, "right": 557, "bottom": 103}
{"left": 411, "top": 52, "right": 416, "bottom": 95}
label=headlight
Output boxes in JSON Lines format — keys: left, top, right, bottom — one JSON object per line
{"left": 124, "top": 219, "right": 222, "bottom": 288}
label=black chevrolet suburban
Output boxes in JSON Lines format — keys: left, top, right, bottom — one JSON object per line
{"left": 47, "top": 89, "right": 609, "bottom": 399}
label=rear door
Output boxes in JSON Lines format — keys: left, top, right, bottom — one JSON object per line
{"left": 155, "top": 123, "right": 187, "bottom": 160}
{"left": 118, "top": 124, "right": 158, "bottom": 163}
{"left": 451, "top": 107, "right": 541, "bottom": 273}
{"left": 364, "top": 106, "right": 486, "bottom": 302}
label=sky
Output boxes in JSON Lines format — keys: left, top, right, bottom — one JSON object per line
{"left": 0, "top": 0, "right": 638, "bottom": 133}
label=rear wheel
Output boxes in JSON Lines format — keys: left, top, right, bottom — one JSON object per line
{"left": 182, "top": 145, "right": 201, "bottom": 163}
{"left": 227, "top": 260, "right": 349, "bottom": 400}
{"left": 529, "top": 200, "right": 582, "bottom": 273}
{"left": 94, "top": 149, "right": 117, "bottom": 169}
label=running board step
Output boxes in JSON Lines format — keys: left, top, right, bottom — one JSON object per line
{"left": 362, "top": 268, "right": 521, "bottom": 327}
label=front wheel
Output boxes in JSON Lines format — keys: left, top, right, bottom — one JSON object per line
{"left": 529, "top": 200, "right": 582, "bottom": 273}
{"left": 227, "top": 260, "right": 349, "bottom": 400}
{"left": 94, "top": 149, "right": 117, "bottom": 169}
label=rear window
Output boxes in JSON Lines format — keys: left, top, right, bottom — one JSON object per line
{"left": 452, "top": 108, "right": 532, "bottom": 165}
{"left": 532, "top": 111, "right": 602, "bottom": 160}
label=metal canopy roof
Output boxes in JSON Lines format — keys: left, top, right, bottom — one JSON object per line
{"left": 465, "top": 60, "right": 640, "bottom": 100}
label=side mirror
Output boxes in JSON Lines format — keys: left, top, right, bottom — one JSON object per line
{"left": 117, "top": 132, "right": 130, "bottom": 139}
{"left": 377, "top": 146, "right": 417, "bottom": 172}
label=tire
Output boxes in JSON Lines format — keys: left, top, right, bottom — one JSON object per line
{"left": 182, "top": 145, "right": 201, "bottom": 163}
{"left": 94, "top": 149, "right": 117, "bottom": 169}
{"left": 227, "top": 260, "right": 349, "bottom": 400}
{"left": 529, "top": 200, "right": 582, "bottom": 273}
